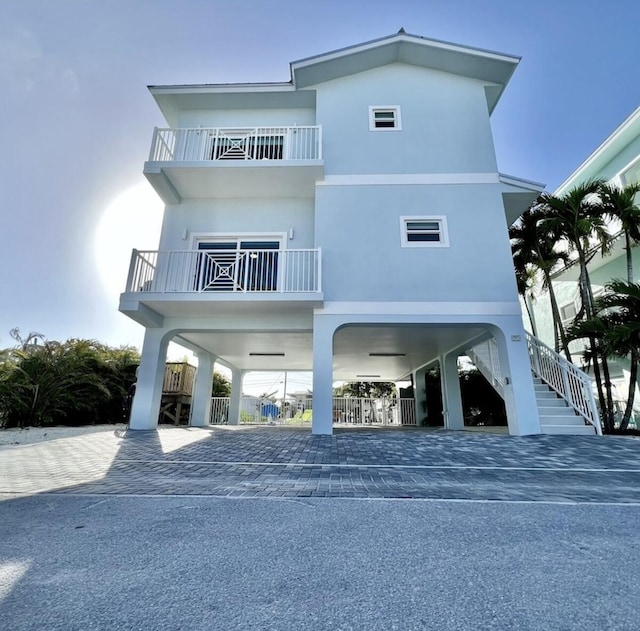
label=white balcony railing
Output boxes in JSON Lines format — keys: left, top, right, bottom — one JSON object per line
{"left": 125, "top": 249, "right": 322, "bottom": 294}
{"left": 148, "top": 126, "right": 322, "bottom": 163}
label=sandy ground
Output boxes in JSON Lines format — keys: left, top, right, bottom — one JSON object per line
{"left": 0, "top": 424, "right": 126, "bottom": 446}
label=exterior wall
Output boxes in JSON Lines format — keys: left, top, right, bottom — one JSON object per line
{"left": 158, "top": 198, "right": 315, "bottom": 251}
{"left": 315, "top": 183, "right": 518, "bottom": 302}
{"left": 176, "top": 107, "right": 316, "bottom": 128}
{"left": 313, "top": 63, "right": 498, "bottom": 175}
{"left": 594, "top": 135, "right": 640, "bottom": 183}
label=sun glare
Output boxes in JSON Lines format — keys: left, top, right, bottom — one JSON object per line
{"left": 95, "top": 183, "right": 163, "bottom": 300}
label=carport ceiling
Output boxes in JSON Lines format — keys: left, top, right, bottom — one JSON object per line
{"left": 177, "top": 324, "right": 488, "bottom": 381}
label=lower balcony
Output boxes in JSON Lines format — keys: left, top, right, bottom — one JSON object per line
{"left": 120, "top": 248, "right": 323, "bottom": 325}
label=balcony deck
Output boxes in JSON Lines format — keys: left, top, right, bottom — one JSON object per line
{"left": 144, "top": 126, "right": 323, "bottom": 202}
{"left": 119, "top": 248, "right": 323, "bottom": 326}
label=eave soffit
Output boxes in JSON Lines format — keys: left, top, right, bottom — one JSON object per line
{"left": 149, "top": 31, "right": 520, "bottom": 123}
{"left": 555, "top": 106, "right": 640, "bottom": 196}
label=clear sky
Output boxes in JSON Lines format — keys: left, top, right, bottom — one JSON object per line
{"left": 2, "top": 0, "right": 640, "bottom": 359}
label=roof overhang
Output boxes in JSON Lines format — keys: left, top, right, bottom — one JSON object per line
{"left": 291, "top": 31, "right": 520, "bottom": 113}
{"left": 499, "top": 173, "right": 545, "bottom": 225}
{"left": 148, "top": 84, "right": 316, "bottom": 127}
{"left": 555, "top": 106, "right": 640, "bottom": 195}
{"left": 148, "top": 31, "right": 520, "bottom": 124}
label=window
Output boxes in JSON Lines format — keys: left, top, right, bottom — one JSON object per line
{"left": 369, "top": 106, "right": 402, "bottom": 131}
{"left": 400, "top": 216, "right": 449, "bottom": 247}
{"left": 621, "top": 158, "right": 640, "bottom": 186}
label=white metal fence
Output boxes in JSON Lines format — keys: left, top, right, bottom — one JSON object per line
{"left": 149, "top": 126, "right": 322, "bottom": 162}
{"left": 209, "top": 396, "right": 417, "bottom": 426}
{"left": 125, "top": 249, "right": 321, "bottom": 294}
{"left": 526, "top": 332, "right": 602, "bottom": 435}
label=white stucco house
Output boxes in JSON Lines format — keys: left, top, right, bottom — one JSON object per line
{"left": 119, "top": 31, "right": 600, "bottom": 436}
{"left": 530, "top": 106, "right": 640, "bottom": 422}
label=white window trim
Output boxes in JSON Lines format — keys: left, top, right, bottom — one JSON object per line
{"left": 369, "top": 106, "right": 402, "bottom": 131}
{"left": 400, "top": 216, "right": 449, "bottom": 248}
{"left": 619, "top": 155, "right": 640, "bottom": 186}
{"left": 190, "top": 232, "right": 287, "bottom": 250}
{"left": 560, "top": 301, "right": 578, "bottom": 324}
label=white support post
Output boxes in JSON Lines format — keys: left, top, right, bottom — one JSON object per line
{"left": 494, "top": 326, "right": 541, "bottom": 436}
{"left": 413, "top": 367, "right": 428, "bottom": 427}
{"left": 227, "top": 367, "right": 244, "bottom": 426}
{"left": 441, "top": 352, "right": 464, "bottom": 430}
{"left": 129, "top": 329, "right": 170, "bottom": 430}
{"left": 312, "top": 316, "right": 335, "bottom": 435}
{"left": 190, "top": 352, "right": 216, "bottom": 427}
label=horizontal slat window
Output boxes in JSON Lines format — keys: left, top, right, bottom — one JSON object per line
{"left": 400, "top": 216, "right": 449, "bottom": 248}
{"left": 369, "top": 106, "right": 402, "bottom": 131}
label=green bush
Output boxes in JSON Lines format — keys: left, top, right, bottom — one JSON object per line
{"left": 0, "top": 330, "right": 139, "bottom": 428}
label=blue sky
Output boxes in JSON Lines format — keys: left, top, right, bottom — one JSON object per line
{"left": 2, "top": 0, "right": 639, "bottom": 356}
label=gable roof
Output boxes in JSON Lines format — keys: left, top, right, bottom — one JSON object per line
{"left": 149, "top": 31, "right": 520, "bottom": 123}
{"left": 290, "top": 31, "right": 520, "bottom": 112}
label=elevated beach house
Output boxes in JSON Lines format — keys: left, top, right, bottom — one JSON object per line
{"left": 120, "top": 31, "right": 600, "bottom": 435}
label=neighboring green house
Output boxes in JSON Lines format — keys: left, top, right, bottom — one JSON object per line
{"left": 530, "top": 107, "right": 640, "bottom": 423}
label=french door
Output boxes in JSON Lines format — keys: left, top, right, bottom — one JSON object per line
{"left": 195, "top": 239, "right": 280, "bottom": 292}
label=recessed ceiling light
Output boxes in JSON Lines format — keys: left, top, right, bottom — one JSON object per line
{"left": 249, "top": 352, "right": 285, "bottom": 357}
{"left": 368, "top": 353, "right": 406, "bottom": 357}
{"left": 356, "top": 374, "right": 381, "bottom": 378}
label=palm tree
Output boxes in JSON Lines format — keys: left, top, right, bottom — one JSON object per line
{"left": 510, "top": 205, "right": 571, "bottom": 358}
{"left": 538, "top": 180, "right": 615, "bottom": 427}
{"left": 599, "top": 181, "right": 640, "bottom": 283}
{"left": 569, "top": 280, "right": 640, "bottom": 431}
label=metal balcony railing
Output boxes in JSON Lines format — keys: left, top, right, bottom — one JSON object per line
{"left": 125, "top": 249, "right": 322, "bottom": 294}
{"left": 148, "top": 126, "right": 322, "bottom": 162}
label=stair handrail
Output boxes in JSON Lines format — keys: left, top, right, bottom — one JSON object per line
{"left": 526, "top": 332, "right": 602, "bottom": 435}
{"left": 466, "top": 339, "right": 503, "bottom": 394}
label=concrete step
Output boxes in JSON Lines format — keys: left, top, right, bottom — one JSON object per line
{"left": 538, "top": 412, "right": 585, "bottom": 425}
{"left": 540, "top": 424, "right": 597, "bottom": 435}
{"left": 535, "top": 397, "right": 568, "bottom": 408}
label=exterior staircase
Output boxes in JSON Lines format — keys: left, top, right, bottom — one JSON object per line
{"left": 466, "top": 334, "right": 601, "bottom": 436}
{"left": 532, "top": 377, "right": 596, "bottom": 435}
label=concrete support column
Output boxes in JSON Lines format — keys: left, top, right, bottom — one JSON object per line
{"left": 227, "top": 367, "right": 244, "bottom": 426}
{"left": 312, "top": 316, "right": 335, "bottom": 435}
{"left": 493, "top": 327, "right": 541, "bottom": 435}
{"left": 413, "top": 367, "right": 428, "bottom": 427}
{"left": 129, "top": 328, "right": 170, "bottom": 430}
{"left": 190, "top": 352, "right": 216, "bottom": 427}
{"left": 441, "top": 352, "right": 464, "bottom": 430}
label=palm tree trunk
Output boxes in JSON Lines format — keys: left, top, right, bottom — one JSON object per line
{"left": 523, "top": 294, "right": 538, "bottom": 337}
{"left": 619, "top": 353, "right": 638, "bottom": 432}
{"left": 545, "top": 270, "right": 572, "bottom": 361}
{"left": 625, "top": 231, "right": 634, "bottom": 283}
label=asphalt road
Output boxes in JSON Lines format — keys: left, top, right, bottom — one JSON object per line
{"left": 2, "top": 495, "right": 640, "bottom": 630}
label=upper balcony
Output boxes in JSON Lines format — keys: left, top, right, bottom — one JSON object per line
{"left": 144, "top": 126, "right": 324, "bottom": 203}
{"left": 119, "top": 247, "right": 323, "bottom": 326}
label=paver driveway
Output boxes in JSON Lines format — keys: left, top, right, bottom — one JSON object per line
{"left": 2, "top": 425, "right": 640, "bottom": 503}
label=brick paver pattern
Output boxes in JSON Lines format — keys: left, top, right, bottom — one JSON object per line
{"left": 2, "top": 426, "right": 640, "bottom": 502}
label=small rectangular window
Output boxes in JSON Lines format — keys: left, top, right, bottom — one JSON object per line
{"left": 400, "top": 216, "right": 449, "bottom": 248}
{"left": 369, "top": 106, "right": 401, "bottom": 131}
{"left": 621, "top": 158, "right": 640, "bottom": 186}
